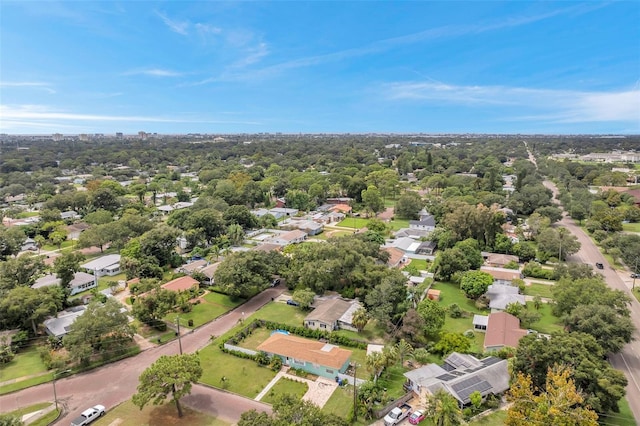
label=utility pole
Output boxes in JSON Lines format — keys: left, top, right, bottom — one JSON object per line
{"left": 53, "top": 369, "right": 71, "bottom": 411}
{"left": 633, "top": 258, "right": 639, "bottom": 292}
{"left": 176, "top": 316, "right": 183, "bottom": 355}
{"left": 352, "top": 362, "right": 358, "bottom": 421}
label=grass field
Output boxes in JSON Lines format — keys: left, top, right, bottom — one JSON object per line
{"left": 523, "top": 282, "right": 554, "bottom": 298}
{"left": 164, "top": 292, "right": 244, "bottom": 329}
{"left": 468, "top": 410, "right": 507, "bottom": 425}
{"left": 406, "top": 258, "right": 430, "bottom": 271}
{"left": 93, "top": 400, "right": 229, "bottom": 426}
{"left": 432, "top": 281, "right": 487, "bottom": 315}
{"left": 0, "top": 372, "right": 54, "bottom": 395}
{"left": 198, "top": 344, "right": 277, "bottom": 398}
{"left": 3, "top": 402, "right": 59, "bottom": 426}
{"left": 622, "top": 222, "right": 640, "bottom": 233}
{"left": 526, "top": 302, "right": 563, "bottom": 334}
{"left": 0, "top": 345, "right": 49, "bottom": 381}
{"left": 261, "top": 377, "right": 308, "bottom": 404}
{"left": 249, "top": 301, "right": 307, "bottom": 326}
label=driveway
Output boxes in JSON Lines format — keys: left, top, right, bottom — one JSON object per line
{"left": 0, "top": 286, "right": 284, "bottom": 424}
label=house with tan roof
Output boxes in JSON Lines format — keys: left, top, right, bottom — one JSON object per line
{"left": 484, "top": 253, "right": 519, "bottom": 268}
{"left": 178, "top": 259, "right": 208, "bottom": 275}
{"left": 480, "top": 266, "right": 523, "bottom": 284}
{"left": 482, "top": 312, "right": 528, "bottom": 352}
{"left": 257, "top": 332, "right": 352, "bottom": 379}
{"left": 267, "top": 229, "right": 307, "bottom": 246}
{"left": 330, "top": 204, "right": 352, "bottom": 214}
{"left": 383, "top": 247, "right": 407, "bottom": 268}
{"left": 304, "top": 298, "right": 362, "bottom": 332}
{"left": 161, "top": 276, "right": 199, "bottom": 293}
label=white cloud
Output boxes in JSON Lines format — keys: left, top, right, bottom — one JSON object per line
{"left": 382, "top": 80, "right": 640, "bottom": 124}
{"left": 0, "top": 81, "right": 56, "bottom": 94}
{"left": 123, "top": 68, "right": 184, "bottom": 77}
{"left": 0, "top": 105, "right": 262, "bottom": 132}
{"left": 155, "top": 10, "right": 189, "bottom": 35}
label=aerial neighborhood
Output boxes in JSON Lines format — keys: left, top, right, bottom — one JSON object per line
{"left": 1, "top": 134, "right": 639, "bottom": 425}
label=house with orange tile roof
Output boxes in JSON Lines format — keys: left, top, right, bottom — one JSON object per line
{"left": 257, "top": 332, "right": 352, "bottom": 379}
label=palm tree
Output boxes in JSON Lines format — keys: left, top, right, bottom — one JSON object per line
{"left": 395, "top": 339, "right": 414, "bottom": 367}
{"left": 428, "top": 390, "right": 464, "bottom": 426}
{"left": 227, "top": 224, "right": 244, "bottom": 246}
{"left": 352, "top": 307, "right": 369, "bottom": 333}
{"left": 365, "top": 351, "right": 386, "bottom": 384}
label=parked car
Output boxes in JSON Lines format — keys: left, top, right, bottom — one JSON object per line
{"left": 384, "top": 403, "right": 412, "bottom": 426}
{"left": 408, "top": 409, "right": 426, "bottom": 425}
{"left": 631, "top": 273, "right": 640, "bottom": 279}
{"left": 286, "top": 299, "right": 299, "bottom": 306}
{"left": 70, "top": 405, "right": 105, "bottom": 426}
{"left": 595, "top": 262, "right": 604, "bottom": 269}
{"left": 270, "top": 278, "right": 281, "bottom": 287}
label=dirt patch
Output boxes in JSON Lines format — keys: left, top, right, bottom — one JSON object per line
{"left": 377, "top": 207, "right": 395, "bottom": 221}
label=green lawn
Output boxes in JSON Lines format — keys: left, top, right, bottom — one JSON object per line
{"left": 93, "top": 400, "right": 230, "bottom": 426}
{"left": 468, "top": 410, "right": 507, "bottom": 425}
{"left": 523, "top": 282, "right": 554, "bottom": 298}
{"left": 0, "top": 345, "right": 49, "bottom": 381}
{"left": 0, "top": 372, "right": 54, "bottom": 395}
{"left": 336, "top": 218, "right": 369, "bottom": 230}
{"left": 315, "top": 230, "right": 353, "bottom": 240}
{"left": 164, "top": 291, "right": 244, "bottom": 329}
{"left": 622, "top": 222, "right": 640, "bottom": 233}
{"left": 526, "top": 302, "right": 563, "bottom": 334}
{"left": 432, "top": 281, "right": 487, "bottom": 315}
{"left": 442, "top": 317, "right": 486, "bottom": 353}
{"left": 599, "top": 397, "right": 637, "bottom": 426}
{"left": 237, "top": 327, "right": 273, "bottom": 350}
{"left": 406, "top": 258, "right": 429, "bottom": 271}
{"left": 203, "top": 292, "right": 245, "bottom": 308}
{"left": 249, "top": 301, "right": 307, "bottom": 326}
{"left": 322, "top": 384, "right": 354, "bottom": 418}
{"left": 198, "top": 344, "right": 277, "bottom": 398}
{"left": 261, "top": 377, "right": 308, "bottom": 404}
{"left": 333, "top": 320, "right": 386, "bottom": 344}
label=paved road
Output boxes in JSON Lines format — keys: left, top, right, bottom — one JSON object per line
{"left": 0, "top": 287, "right": 284, "bottom": 424}
{"left": 544, "top": 180, "right": 640, "bottom": 422}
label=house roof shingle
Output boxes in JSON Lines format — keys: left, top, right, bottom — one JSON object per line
{"left": 305, "top": 299, "right": 353, "bottom": 325}
{"left": 257, "top": 333, "right": 352, "bottom": 369}
{"left": 161, "top": 276, "right": 199, "bottom": 292}
{"left": 484, "top": 312, "right": 528, "bottom": 349}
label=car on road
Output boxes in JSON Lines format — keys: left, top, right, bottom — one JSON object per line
{"left": 70, "top": 405, "right": 105, "bottom": 426}
{"left": 408, "top": 409, "right": 426, "bottom": 424}
{"left": 286, "top": 299, "right": 299, "bottom": 306}
{"left": 595, "top": 262, "right": 604, "bottom": 269}
{"left": 631, "top": 273, "right": 640, "bottom": 279}
{"left": 270, "top": 278, "right": 281, "bottom": 287}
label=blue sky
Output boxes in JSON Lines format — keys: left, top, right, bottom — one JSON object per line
{"left": 1, "top": 1, "right": 639, "bottom": 135}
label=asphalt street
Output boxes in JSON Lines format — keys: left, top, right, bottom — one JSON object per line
{"left": 544, "top": 180, "right": 640, "bottom": 423}
{"left": 0, "top": 286, "right": 285, "bottom": 424}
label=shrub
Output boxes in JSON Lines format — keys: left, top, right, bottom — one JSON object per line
{"left": 448, "top": 303, "right": 462, "bottom": 318}
{"left": 270, "top": 356, "right": 282, "bottom": 371}
{"left": 464, "top": 329, "right": 475, "bottom": 339}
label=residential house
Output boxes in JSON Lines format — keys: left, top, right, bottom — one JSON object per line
{"left": 178, "top": 259, "right": 208, "bottom": 275}
{"left": 268, "top": 207, "right": 299, "bottom": 219}
{"left": 257, "top": 332, "right": 352, "bottom": 380}
{"left": 409, "top": 214, "right": 435, "bottom": 232}
{"left": 32, "top": 272, "right": 96, "bottom": 295}
{"left": 472, "top": 314, "right": 488, "bottom": 332}
{"left": 403, "top": 352, "right": 509, "bottom": 407}
{"left": 483, "top": 312, "right": 528, "bottom": 352}
{"left": 485, "top": 284, "right": 526, "bottom": 311}
{"left": 480, "top": 266, "right": 523, "bottom": 285}
{"left": 251, "top": 243, "right": 282, "bottom": 253}
{"left": 65, "top": 222, "right": 90, "bottom": 240}
{"left": 292, "top": 219, "right": 324, "bottom": 236}
{"left": 21, "top": 237, "right": 38, "bottom": 252}
{"left": 44, "top": 306, "right": 87, "bottom": 338}
{"left": 200, "top": 262, "right": 221, "bottom": 285}
{"left": 267, "top": 230, "right": 307, "bottom": 246}
{"left": 484, "top": 253, "right": 519, "bottom": 268}
{"left": 60, "top": 210, "right": 81, "bottom": 221}
{"left": 81, "top": 254, "right": 121, "bottom": 277}
{"left": 304, "top": 298, "right": 362, "bottom": 332}
{"left": 327, "top": 197, "right": 353, "bottom": 205}
{"left": 161, "top": 276, "right": 199, "bottom": 293}
{"left": 394, "top": 227, "right": 432, "bottom": 239}
{"left": 330, "top": 204, "right": 352, "bottom": 214}
{"left": 383, "top": 247, "right": 407, "bottom": 268}
{"left": 389, "top": 237, "right": 436, "bottom": 255}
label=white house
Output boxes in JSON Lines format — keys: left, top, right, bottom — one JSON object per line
{"left": 32, "top": 272, "right": 97, "bottom": 295}
{"left": 81, "top": 254, "right": 121, "bottom": 277}
{"left": 44, "top": 306, "right": 87, "bottom": 338}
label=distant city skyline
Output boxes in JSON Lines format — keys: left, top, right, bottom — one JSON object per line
{"left": 1, "top": 1, "right": 639, "bottom": 135}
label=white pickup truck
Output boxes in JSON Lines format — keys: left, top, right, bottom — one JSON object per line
{"left": 70, "top": 405, "right": 105, "bottom": 426}
{"left": 383, "top": 403, "right": 412, "bottom": 426}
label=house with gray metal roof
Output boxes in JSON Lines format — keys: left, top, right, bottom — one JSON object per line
{"left": 403, "top": 352, "right": 509, "bottom": 407}
{"left": 44, "top": 306, "right": 87, "bottom": 338}
{"left": 81, "top": 254, "right": 121, "bottom": 277}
